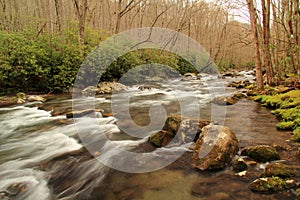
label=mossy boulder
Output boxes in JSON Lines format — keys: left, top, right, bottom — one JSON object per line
{"left": 241, "top": 145, "right": 280, "bottom": 162}
{"left": 148, "top": 115, "right": 210, "bottom": 147}
{"left": 262, "top": 163, "right": 296, "bottom": 178}
{"left": 192, "top": 125, "right": 239, "bottom": 171}
{"left": 249, "top": 177, "right": 286, "bottom": 193}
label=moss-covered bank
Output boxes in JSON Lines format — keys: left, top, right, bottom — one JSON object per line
{"left": 254, "top": 90, "right": 300, "bottom": 142}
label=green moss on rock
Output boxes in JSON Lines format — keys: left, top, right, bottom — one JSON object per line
{"left": 262, "top": 163, "right": 296, "bottom": 178}
{"left": 241, "top": 145, "right": 280, "bottom": 162}
{"left": 249, "top": 177, "right": 286, "bottom": 193}
{"left": 276, "top": 121, "right": 295, "bottom": 130}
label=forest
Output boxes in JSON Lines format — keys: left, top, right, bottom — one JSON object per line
{"left": 0, "top": 0, "right": 299, "bottom": 93}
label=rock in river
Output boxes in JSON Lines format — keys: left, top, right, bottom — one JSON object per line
{"left": 148, "top": 115, "right": 210, "bottom": 147}
{"left": 241, "top": 145, "right": 280, "bottom": 163}
{"left": 192, "top": 125, "right": 239, "bottom": 171}
{"left": 249, "top": 177, "right": 288, "bottom": 193}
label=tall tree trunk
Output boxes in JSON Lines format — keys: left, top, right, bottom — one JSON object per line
{"left": 73, "top": 0, "right": 88, "bottom": 44}
{"left": 247, "top": 0, "right": 264, "bottom": 90}
{"left": 54, "top": 0, "right": 63, "bottom": 33}
{"left": 115, "top": 0, "right": 122, "bottom": 34}
{"left": 262, "top": 0, "right": 273, "bottom": 85}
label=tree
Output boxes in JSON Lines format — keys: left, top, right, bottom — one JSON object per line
{"left": 73, "top": 0, "right": 88, "bottom": 44}
{"left": 246, "top": 0, "right": 263, "bottom": 90}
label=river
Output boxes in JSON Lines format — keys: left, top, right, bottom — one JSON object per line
{"left": 0, "top": 71, "right": 299, "bottom": 200}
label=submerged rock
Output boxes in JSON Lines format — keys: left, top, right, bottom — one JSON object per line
{"left": 192, "top": 125, "right": 239, "bottom": 171}
{"left": 262, "top": 162, "right": 296, "bottom": 178}
{"left": 249, "top": 177, "right": 286, "bottom": 193}
{"left": 241, "top": 145, "right": 280, "bottom": 162}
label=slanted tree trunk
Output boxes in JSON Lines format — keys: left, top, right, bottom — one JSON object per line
{"left": 246, "top": 0, "right": 264, "bottom": 90}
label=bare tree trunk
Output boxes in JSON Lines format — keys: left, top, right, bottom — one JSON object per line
{"left": 262, "top": 0, "right": 273, "bottom": 85}
{"left": 73, "top": 0, "right": 88, "bottom": 44}
{"left": 54, "top": 0, "right": 62, "bottom": 33}
{"left": 247, "top": 0, "right": 264, "bottom": 90}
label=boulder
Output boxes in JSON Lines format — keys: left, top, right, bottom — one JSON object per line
{"left": 212, "top": 96, "right": 237, "bottom": 106}
{"left": 262, "top": 162, "right": 296, "bottom": 178}
{"left": 192, "top": 125, "right": 239, "bottom": 171}
{"left": 249, "top": 177, "right": 286, "bottom": 193}
{"left": 83, "top": 82, "right": 127, "bottom": 95}
{"left": 27, "top": 95, "right": 46, "bottom": 102}
{"left": 241, "top": 145, "right": 280, "bottom": 162}
{"left": 16, "top": 92, "right": 26, "bottom": 100}
{"left": 97, "top": 82, "right": 127, "bottom": 94}
{"left": 148, "top": 115, "right": 210, "bottom": 147}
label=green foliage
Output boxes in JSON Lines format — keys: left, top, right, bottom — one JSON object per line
{"left": 0, "top": 28, "right": 99, "bottom": 94}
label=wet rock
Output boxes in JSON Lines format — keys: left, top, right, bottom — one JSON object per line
{"left": 192, "top": 125, "right": 239, "bottom": 171}
{"left": 241, "top": 145, "right": 280, "bottom": 162}
{"left": 249, "top": 177, "right": 286, "bottom": 193}
{"left": 0, "top": 183, "right": 28, "bottom": 197}
{"left": 83, "top": 82, "right": 127, "bottom": 95}
{"left": 97, "top": 82, "right": 127, "bottom": 94}
{"left": 148, "top": 130, "right": 174, "bottom": 147}
{"left": 27, "top": 95, "right": 46, "bottom": 102}
{"left": 232, "top": 158, "right": 248, "bottom": 172}
{"left": 66, "top": 109, "right": 103, "bottom": 118}
{"left": 212, "top": 96, "right": 237, "bottom": 106}
{"left": 138, "top": 84, "right": 153, "bottom": 90}
{"left": 148, "top": 115, "right": 210, "bottom": 147}
{"left": 16, "top": 98, "right": 26, "bottom": 104}
{"left": 262, "top": 163, "right": 296, "bottom": 178}
{"left": 233, "top": 93, "right": 247, "bottom": 99}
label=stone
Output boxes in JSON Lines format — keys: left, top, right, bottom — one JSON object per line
{"left": 232, "top": 158, "right": 248, "bottom": 172}
{"left": 148, "top": 115, "right": 210, "bottom": 147}
{"left": 148, "top": 130, "right": 175, "bottom": 147}
{"left": 192, "top": 125, "right": 239, "bottom": 171}
{"left": 16, "top": 98, "right": 26, "bottom": 104}
{"left": 82, "top": 82, "right": 127, "bottom": 95}
{"left": 249, "top": 177, "right": 286, "bottom": 193}
{"left": 16, "top": 92, "right": 26, "bottom": 100}
{"left": 212, "top": 96, "right": 237, "bottom": 106}
{"left": 241, "top": 145, "right": 280, "bottom": 163}
{"left": 263, "top": 162, "right": 296, "bottom": 178}
{"left": 27, "top": 95, "right": 46, "bottom": 102}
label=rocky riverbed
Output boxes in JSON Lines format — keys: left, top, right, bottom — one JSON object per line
{"left": 0, "top": 71, "right": 300, "bottom": 200}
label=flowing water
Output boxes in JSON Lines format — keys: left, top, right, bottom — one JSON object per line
{"left": 0, "top": 71, "right": 299, "bottom": 200}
